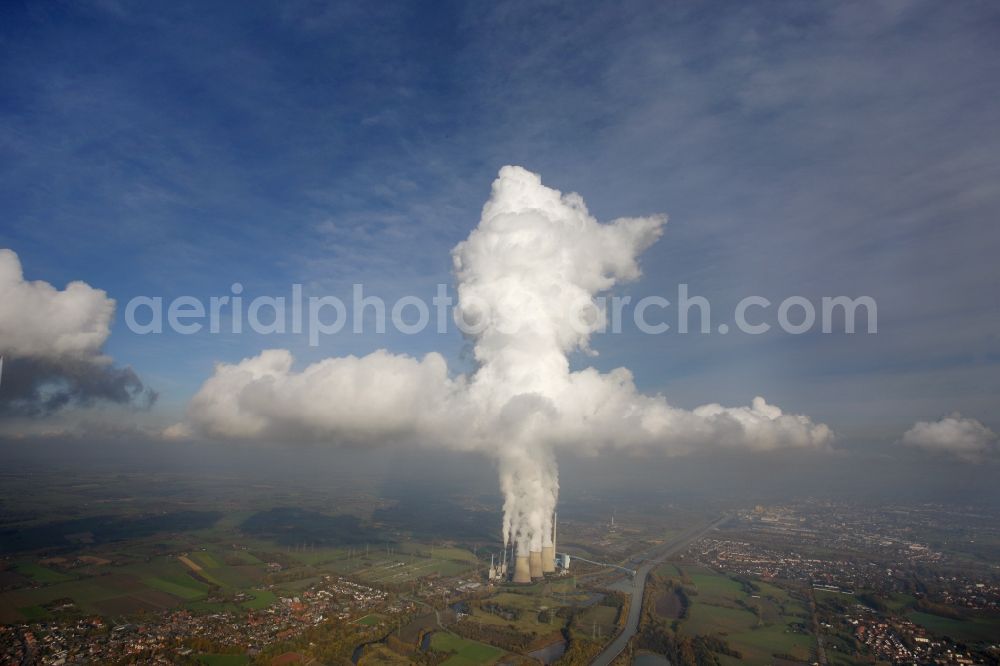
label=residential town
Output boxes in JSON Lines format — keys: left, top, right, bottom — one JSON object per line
{"left": 677, "top": 503, "right": 1000, "bottom": 665}
{"left": 0, "top": 577, "right": 396, "bottom": 665}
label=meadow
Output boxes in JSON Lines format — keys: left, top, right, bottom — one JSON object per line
{"left": 13, "top": 563, "right": 74, "bottom": 584}
{"left": 430, "top": 631, "right": 505, "bottom": 666}
{"left": 658, "top": 564, "right": 814, "bottom": 665}
{"left": 197, "top": 655, "right": 250, "bottom": 666}
{"left": 907, "top": 610, "right": 1000, "bottom": 644}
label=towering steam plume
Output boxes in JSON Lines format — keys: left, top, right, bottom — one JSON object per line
{"left": 453, "top": 167, "right": 663, "bottom": 560}
{"left": 173, "top": 167, "right": 833, "bottom": 560}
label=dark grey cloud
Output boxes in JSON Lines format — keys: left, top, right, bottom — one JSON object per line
{"left": 0, "top": 354, "right": 156, "bottom": 417}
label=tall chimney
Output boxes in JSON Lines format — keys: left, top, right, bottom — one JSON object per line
{"left": 542, "top": 512, "right": 557, "bottom": 573}
{"left": 513, "top": 553, "right": 532, "bottom": 583}
{"left": 529, "top": 549, "right": 543, "bottom": 579}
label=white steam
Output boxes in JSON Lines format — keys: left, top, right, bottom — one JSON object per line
{"left": 174, "top": 166, "right": 833, "bottom": 554}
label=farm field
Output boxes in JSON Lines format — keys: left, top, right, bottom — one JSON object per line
{"left": 663, "top": 565, "right": 814, "bottom": 665}
{"left": 430, "top": 631, "right": 505, "bottom": 666}
{"left": 358, "top": 642, "right": 412, "bottom": 665}
{"left": 339, "top": 555, "right": 472, "bottom": 584}
{"left": 14, "top": 563, "right": 74, "bottom": 584}
{"left": 355, "top": 613, "right": 382, "bottom": 626}
{"left": 907, "top": 610, "right": 1000, "bottom": 644}
{"left": 196, "top": 655, "right": 250, "bottom": 665}
{"left": 574, "top": 603, "right": 620, "bottom": 640}
{"left": 654, "top": 562, "right": 682, "bottom": 578}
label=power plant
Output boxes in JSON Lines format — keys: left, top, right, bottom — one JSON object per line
{"left": 490, "top": 511, "right": 568, "bottom": 583}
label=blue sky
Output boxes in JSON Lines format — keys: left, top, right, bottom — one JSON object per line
{"left": 2, "top": 0, "right": 999, "bottom": 445}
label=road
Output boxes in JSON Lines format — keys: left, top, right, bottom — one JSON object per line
{"left": 808, "top": 589, "right": 829, "bottom": 666}
{"left": 589, "top": 515, "right": 728, "bottom": 666}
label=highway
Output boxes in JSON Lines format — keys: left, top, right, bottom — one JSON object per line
{"left": 589, "top": 515, "right": 728, "bottom": 666}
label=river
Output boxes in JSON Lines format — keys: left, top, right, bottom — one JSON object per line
{"left": 588, "top": 515, "right": 728, "bottom": 666}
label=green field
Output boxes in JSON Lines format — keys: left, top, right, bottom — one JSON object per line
{"left": 187, "top": 600, "right": 243, "bottom": 614}
{"left": 754, "top": 581, "right": 794, "bottom": 605}
{"left": 359, "top": 643, "right": 412, "bottom": 665}
{"left": 15, "top": 563, "right": 74, "bottom": 584}
{"left": 190, "top": 551, "right": 222, "bottom": 568}
{"left": 273, "top": 576, "right": 323, "bottom": 593}
{"left": 200, "top": 566, "right": 254, "bottom": 589}
{"left": 1, "top": 578, "right": 131, "bottom": 616}
{"left": 16, "top": 605, "right": 48, "bottom": 621}
{"left": 224, "top": 550, "right": 262, "bottom": 565}
{"left": 726, "top": 623, "right": 814, "bottom": 660}
{"left": 197, "top": 654, "right": 250, "bottom": 665}
{"left": 654, "top": 563, "right": 682, "bottom": 578}
{"left": 278, "top": 545, "right": 349, "bottom": 567}
{"left": 242, "top": 589, "right": 277, "bottom": 610}
{"left": 668, "top": 565, "right": 813, "bottom": 665}
{"left": 685, "top": 602, "right": 758, "bottom": 633}
{"left": 908, "top": 610, "right": 1000, "bottom": 644}
{"left": 330, "top": 551, "right": 475, "bottom": 584}
{"left": 431, "top": 632, "right": 505, "bottom": 666}
{"left": 575, "top": 603, "right": 619, "bottom": 638}
{"left": 144, "top": 575, "right": 209, "bottom": 600}
{"left": 489, "top": 591, "right": 561, "bottom": 611}
{"left": 684, "top": 566, "right": 746, "bottom": 601}
{"left": 883, "top": 592, "right": 917, "bottom": 613}
{"left": 420, "top": 546, "right": 478, "bottom": 563}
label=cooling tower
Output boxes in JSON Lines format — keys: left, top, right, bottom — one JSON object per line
{"left": 513, "top": 555, "right": 532, "bottom": 584}
{"left": 541, "top": 546, "right": 555, "bottom": 573}
{"left": 529, "top": 549, "right": 543, "bottom": 579}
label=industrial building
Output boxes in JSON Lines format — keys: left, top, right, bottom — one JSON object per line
{"left": 490, "top": 511, "right": 569, "bottom": 583}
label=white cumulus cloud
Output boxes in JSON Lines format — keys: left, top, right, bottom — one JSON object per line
{"left": 166, "top": 349, "right": 464, "bottom": 442}
{"left": 901, "top": 413, "right": 997, "bottom": 461}
{"left": 0, "top": 248, "right": 154, "bottom": 416}
{"left": 0, "top": 249, "right": 114, "bottom": 359}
